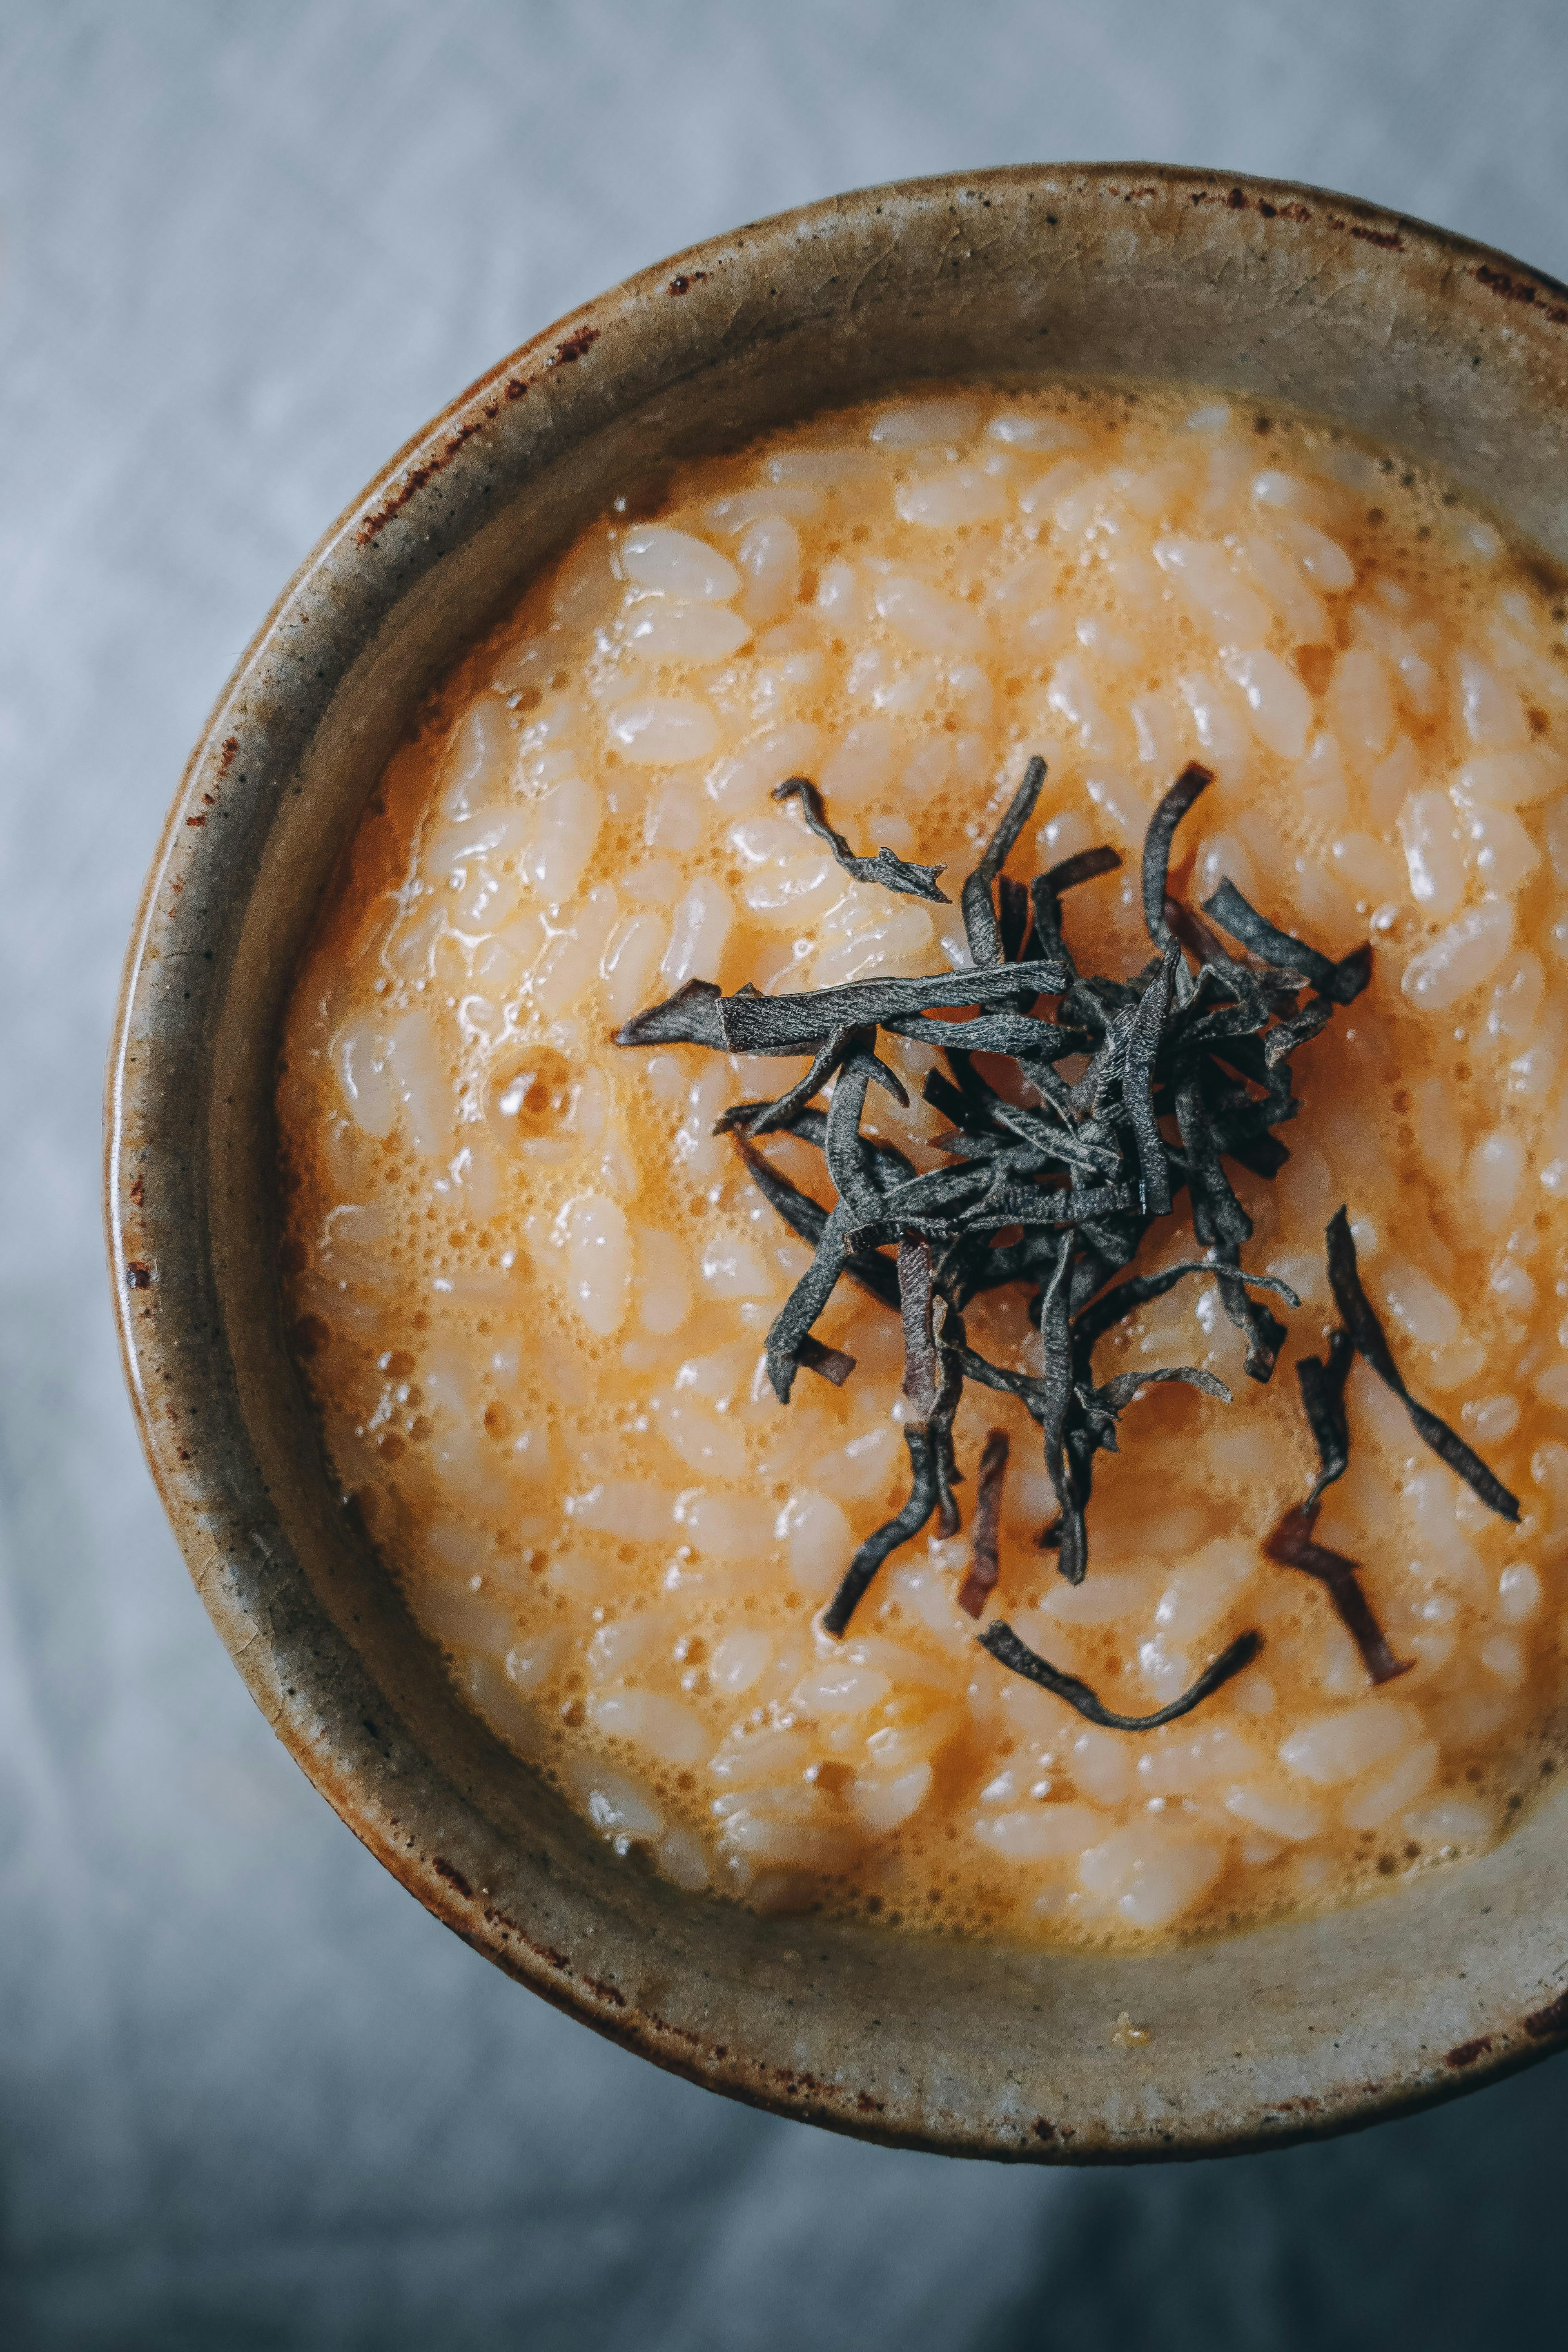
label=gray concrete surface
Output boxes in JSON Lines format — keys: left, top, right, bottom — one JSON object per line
{"left": 2, "top": 4, "right": 1566, "bottom": 2343}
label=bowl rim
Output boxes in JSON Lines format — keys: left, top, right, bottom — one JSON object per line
{"left": 107, "top": 160, "right": 1568, "bottom": 2162}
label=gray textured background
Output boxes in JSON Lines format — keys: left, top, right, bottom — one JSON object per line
{"left": 4, "top": 3, "right": 1568, "bottom": 2345}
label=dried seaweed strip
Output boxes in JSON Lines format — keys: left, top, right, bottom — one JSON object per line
{"left": 716, "top": 958, "right": 1068, "bottom": 1053}
{"left": 960, "top": 755, "right": 1048, "bottom": 968}
{"left": 1173, "top": 1071, "right": 1253, "bottom": 1252}
{"left": 847, "top": 1181, "right": 1140, "bottom": 1253}
{"left": 1263, "top": 993, "right": 1334, "bottom": 1068}
{"left": 1265, "top": 1503, "right": 1411, "bottom": 1686}
{"left": 1090, "top": 1364, "right": 1232, "bottom": 1418}
{"left": 722, "top": 1104, "right": 917, "bottom": 1188}
{"left": 1177, "top": 993, "right": 1288, "bottom": 1055}
{"left": 998, "top": 874, "right": 1032, "bottom": 964}
{"left": 742, "top": 1144, "right": 899, "bottom": 1389}
{"left": 962, "top": 1178, "right": 1137, "bottom": 1228}
{"left": 824, "top": 1042, "right": 900, "bottom": 1226}
{"left": 940, "top": 1126, "right": 1122, "bottom": 1185}
{"left": 1125, "top": 940, "right": 1179, "bottom": 1216}
{"left": 822, "top": 1428, "right": 940, "bottom": 1636}
{"left": 957, "top": 1346, "right": 1049, "bottom": 1410}
{"left": 732, "top": 1133, "right": 829, "bottom": 1249}
{"left": 938, "top": 1044, "right": 1008, "bottom": 1136}
{"left": 773, "top": 774, "right": 949, "bottom": 902}
{"left": 762, "top": 1210, "right": 857, "bottom": 1401}
{"left": 956, "top": 1430, "right": 1010, "bottom": 1617}
{"left": 822, "top": 1238, "right": 968, "bottom": 1631}
{"left": 1202, "top": 880, "right": 1372, "bottom": 1007}
{"left": 932, "top": 1434, "right": 963, "bottom": 1539}
{"left": 846, "top": 1161, "right": 994, "bottom": 1231}
{"left": 1325, "top": 1207, "right": 1519, "bottom": 1519}
{"left": 898, "top": 1236, "right": 944, "bottom": 1420}
{"left": 920, "top": 1066, "right": 993, "bottom": 1133}
{"left": 886, "top": 1011, "right": 1083, "bottom": 1059}
{"left": 1212, "top": 1240, "right": 1288, "bottom": 1383}
{"left": 1046, "top": 844, "right": 1124, "bottom": 897}
{"left": 1071, "top": 1258, "right": 1300, "bottom": 1351}
{"left": 1034, "top": 1246, "right": 1094, "bottom": 1584}
{"left": 978, "top": 1622, "right": 1263, "bottom": 1729}
{"left": 614, "top": 977, "right": 726, "bottom": 1049}
{"left": 1163, "top": 893, "right": 1247, "bottom": 979}
{"left": 1298, "top": 1325, "right": 1355, "bottom": 1508}
{"left": 904, "top": 1238, "right": 965, "bottom": 1536}
{"left": 1141, "top": 763, "right": 1213, "bottom": 957}
{"left": 990, "top": 1104, "right": 1125, "bottom": 1179}
{"left": 793, "top": 1334, "right": 857, "bottom": 1387}
{"left": 732, "top": 1027, "right": 857, "bottom": 1137}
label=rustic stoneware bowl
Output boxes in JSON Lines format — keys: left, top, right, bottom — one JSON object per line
{"left": 109, "top": 165, "right": 1568, "bottom": 2160}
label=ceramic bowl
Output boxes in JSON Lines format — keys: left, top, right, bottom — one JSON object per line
{"left": 108, "top": 165, "right": 1568, "bottom": 2161}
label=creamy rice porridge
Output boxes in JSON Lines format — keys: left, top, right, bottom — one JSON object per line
{"left": 277, "top": 381, "right": 1568, "bottom": 1943}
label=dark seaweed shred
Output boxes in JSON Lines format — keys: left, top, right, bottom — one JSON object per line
{"left": 773, "top": 773, "right": 950, "bottom": 903}
{"left": 1202, "top": 880, "right": 1373, "bottom": 1007}
{"left": 962, "top": 755, "right": 1048, "bottom": 967}
{"left": 1264, "top": 1503, "right": 1412, "bottom": 1687}
{"left": 613, "top": 754, "right": 1424, "bottom": 1726}
{"left": 1323, "top": 1207, "right": 1520, "bottom": 1522}
{"left": 978, "top": 1622, "right": 1265, "bottom": 1729}
{"left": 957, "top": 1430, "right": 1010, "bottom": 1618}
{"left": 1297, "top": 1325, "right": 1355, "bottom": 1509}
{"left": 614, "top": 976, "right": 725, "bottom": 1049}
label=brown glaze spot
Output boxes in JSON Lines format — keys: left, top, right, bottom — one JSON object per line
{"left": 481, "top": 1904, "right": 571, "bottom": 1976}
{"left": 550, "top": 325, "right": 600, "bottom": 366}
{"left": 1478, "top": 264, "right": 1539, "bottom": 305}
{"left": 1031, "top": 2117, "right": 1058, "bottom": 2143}
{"left": 583, "top": 1974, "right": 627, "bottom": 2008}
{"left": 431, "top": 1856, "right": 473, "bottom": 1898}
{"left": 125, "top": 1260, "right": 154, "bottom": 1289}
{"left": 1475, "top": 264, "right": 1568, "bottom": 325}
{"left": 129, "top": 1175, "right": 145, "bottom": 1209}
{"left": 1524, "top": 1987, "right": 1568, "bottom": 2039}
{"left": 505, "top": 377, "right": 529, "bottom": 402}
{"left": 217, "top": 736, "right": 239, "bottom": 775}
{"left": 642, "top": 2012, "right": 703, "bottom": 2050}
{"left": 1194, "top": 186, "right": 1312, "bottom": 224}
{"left": 1350, "top": 225, "right": 1404, "bottom": 252}
{"left": 356, "top": 416, "right": 488, "bottom": 545}
{"left": 185, "top": 814, "right": 206, "bottom": 827}
{"left": 1443, "top": 2036, "right": 1494, "bottom": 2069}
{"left": 668, "top": 272, "right": 708, "bottom": 294}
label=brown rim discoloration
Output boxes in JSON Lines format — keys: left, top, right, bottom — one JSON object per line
{"left": 107, "top": 166, "right": 1568, "bottom": 2162}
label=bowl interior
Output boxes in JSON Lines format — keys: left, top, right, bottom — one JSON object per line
{"left": 111, "top": 165, "right": 1568, "bottom": 2160}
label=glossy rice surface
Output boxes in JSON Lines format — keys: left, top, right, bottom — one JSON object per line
{"left": 278, "top": 381, "right": 1568, "bottom": 1943}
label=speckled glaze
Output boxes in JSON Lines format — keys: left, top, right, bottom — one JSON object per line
{"left": 108, "top": 167, "right": 1568, "bottom": 2161}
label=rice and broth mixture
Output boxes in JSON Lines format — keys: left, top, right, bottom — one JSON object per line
{"left": 279, "top": 382, "right": 1568, "bottom": 1942}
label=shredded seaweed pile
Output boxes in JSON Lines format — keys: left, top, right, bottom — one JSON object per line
{"left": 616, "top": 757, "right": 1519, "bottom": 1727}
